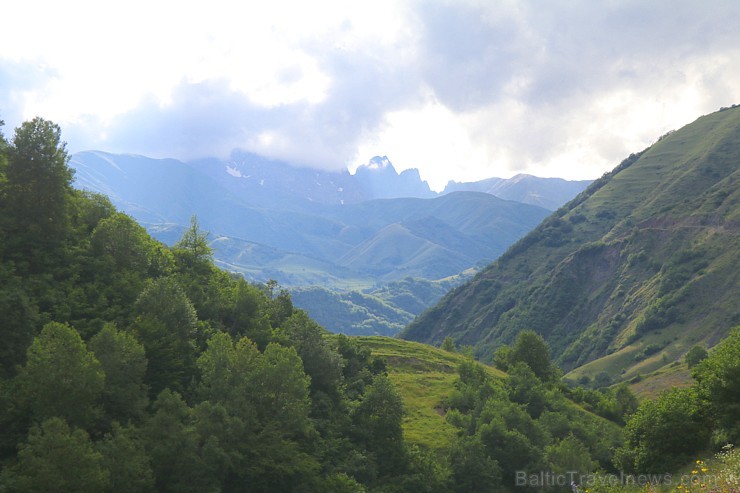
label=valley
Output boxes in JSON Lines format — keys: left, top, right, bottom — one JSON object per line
{"left": 70, "top": 151, "right": 584, "bottom": 335}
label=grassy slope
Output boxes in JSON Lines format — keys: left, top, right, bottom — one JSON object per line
{"left": 353, "top": 336, "right": 620, "bottom": 454}
{"left": 355, "top": 337, "right": 504, "bottom": 450}
{"left": 402, "top": 106, "right": 740, "bottom": 392}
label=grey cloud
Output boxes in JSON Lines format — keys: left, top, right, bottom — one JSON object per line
{"left": 415, "top": 0, "right": 740, "bottom": 109}
{"left": 76, "top": 42, "right": 424, "bottom": 170}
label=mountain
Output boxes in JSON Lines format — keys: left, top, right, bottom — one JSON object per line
{"left": 353, "top": 156, "right": 436, "bottom": 199}
{"left": 402, "top": 106, "right": 740, "bottom": 386}
{"left": 290, "top": 276, "right": 469, "bottom": 336}
{"left": 70, "top": 151, "right": 554, "bottom": 335}
{"left": 70, "top": 152, "right": 549, "bottom": 285}
{"left": 443, "top": 174, "right": 592, "bottom": 210}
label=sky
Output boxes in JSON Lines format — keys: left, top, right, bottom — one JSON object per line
{"left": 2, "top": 0, "right": 739, "bottom": 191}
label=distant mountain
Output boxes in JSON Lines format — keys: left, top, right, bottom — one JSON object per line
{"left": 353, "top": 156, "right": 436, "bottom": 200}
{"left": 443, "top": 174, "right": 591, "bottom": 210}
{"left": 74, "top": 149, "right": 588, "bottom": 210}
{"left": 70, "top": 151, "right": 556, "bottom": 335}
{"left": 402, "top": 106, "right": 740, "bottom": 387}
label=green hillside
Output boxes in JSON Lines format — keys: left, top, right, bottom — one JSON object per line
{"left": 3, "top": 117, "right": 737, "bottom": 491}
{"left": 290, "top": 276, "right": 469, "bottom": 336}
{"left": 402, "top": 106, "right": 740, "bottom": 387}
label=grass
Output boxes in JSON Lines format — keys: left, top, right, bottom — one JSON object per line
{"left": 355, "top": 336, "right": 504, "bottom": 450}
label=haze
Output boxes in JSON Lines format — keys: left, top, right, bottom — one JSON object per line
{"left": 2, "top": 0, "right": 739, "bottom": 190}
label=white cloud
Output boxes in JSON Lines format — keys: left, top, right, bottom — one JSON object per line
{"left": 2, "top": 0, "right": 740, "bottom": 188}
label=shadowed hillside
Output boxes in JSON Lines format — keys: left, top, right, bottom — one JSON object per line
{"left": 402, "top": 106, "right": 740, "bottom": 387}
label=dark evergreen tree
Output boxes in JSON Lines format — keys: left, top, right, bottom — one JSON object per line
{"left": 4, "top": 118, "right": 73, "bottom": 263}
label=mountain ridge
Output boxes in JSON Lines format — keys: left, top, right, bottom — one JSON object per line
{"left": 401, "top": 105, "right": 740, "bottom": 386}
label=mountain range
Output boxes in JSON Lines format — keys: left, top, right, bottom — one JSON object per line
{"left": 69, "top": 151, "right": 589, "bottom": 334}
{"left": 402, "top": 105, "right": 740, "bottom": 388}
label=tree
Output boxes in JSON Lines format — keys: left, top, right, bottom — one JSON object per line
{"left": 441, "top": 336, "right": 456, "bottom": 352}
{"left": 354, "top": 375, "right": 407, "bottom": 477}
{"left": 15, "top": 322, "right": 104, "bottom": 429}
{"left": 282, "top": 310, "right": 343, "bottom": 395}
{"left": 509, "top": 330, "right": 555, "bottom": 381}
{"left": 685, "top": 345, "right": 709, "bottom": 368}
{"left": 506, "top": 362, "right": 548, "bottom": 418}
{"left": 174, "top": 215, "right": 212, "bottom": 267}
{"left": 91, "top": 213, "right": 156, "bottom": 273}
{"left": 448, "top": 436, "right": 501, "bottom": 493}
{"left": 4, "top": 118, "right": 73, "bottom": 255}
{"left": 97, "top": 423, "right": 155, "bottom": 493}
{"left": 133, "top": 278, "right": 198, "bottom": 395}
{"left": 546, "top": 434, "right": 596, "bottom": 476}
{"left": 144, "top": 389, "right": 217, "bottom": 493}
{"left": 614, "top": 383, "right": 638, "bottom": 421}
{"left": 89, "top": 324, "right": 149, "bottom": 423}
{"left": 692, "top": 327, "right": 740, "bottom": 443}
{"left": 0, "top": 417, "right": 109, "bottom": 493}
{"left": 616, "top": 387, "right": 710, "bottom": 473}
{"left": 0, "top": 265, "right": 38, "bottom": 377}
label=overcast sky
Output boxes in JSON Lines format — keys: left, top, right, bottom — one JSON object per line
{"left": 2, "top": 0, "right": 739, "bottom": 190}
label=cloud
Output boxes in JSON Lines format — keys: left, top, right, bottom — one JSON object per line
{"left": 2, "top": 0, "right": 740, "bottom": 187}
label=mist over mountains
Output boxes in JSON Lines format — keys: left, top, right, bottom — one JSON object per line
{"left": 70, "top": 150, "right": 589, "bottom": 334}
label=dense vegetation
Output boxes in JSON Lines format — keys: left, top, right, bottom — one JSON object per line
{"left": 403, "top": 106, "right": 740, "bottom": 386}
{"left": 70, "top": 151, "right": 551, "bottom": 336}
{"left": 1, "top": 117, "right": 737, "bottom": 492}
{"left": 290, "top": 276, "right": 466, "bottom": 336}
{"left": 0, "top": 118, "right": 408, "bottom": 491}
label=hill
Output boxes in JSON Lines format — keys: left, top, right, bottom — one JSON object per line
{"left": 70, "top": 152, "right": 550, "bottom": 287}
{"left": 70, "top": 152, "right": 555, "bottom": 335}
{"left": 402, "top": 105, "right": 740, "bottom": 386}
{"left": 443, "top": 174, "right": 591, "bottom": 210}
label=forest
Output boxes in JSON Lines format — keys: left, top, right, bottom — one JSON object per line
{"left": 0, "top": 118, "right": 737, "bottom": 492}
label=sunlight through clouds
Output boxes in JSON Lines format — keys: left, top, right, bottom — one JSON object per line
{"left": 2, "top": 0, "right": 740, "bottom": 187}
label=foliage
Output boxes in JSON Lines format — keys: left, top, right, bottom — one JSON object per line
{"left": 15, "top": 322, "right": 104, "bottom": 429}
{"left": 692, "top": 327, "right": 740, "bottom": 444}
{"left": 0, "top": 417, "right": 109, "bottom": 493}
{"left": 685, "top": 345, "right": 709, "bottom": 368}
{"left": 616, "top": 387, "right": 710, "bottom": 473}
{"left": 402, "top": 105, "right": 740, "bottom": 389}
{"left": 0, "top": 118, "right": 438, "bottom": 491}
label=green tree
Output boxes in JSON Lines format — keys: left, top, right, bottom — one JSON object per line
{"left": 282, "top": 310, "right": 343, "bottom": 395}
{"left": 448, "top": 436, "right": 501, "bottom": 493}
{"left": 251, "top": 342, "right": 312, "bottom": 436}
{"left": 15, "top": 322, "right": 104, "bottom": 429}
{"left": 616, "top": 387, "right": 710, "bottom": 473}
{"left": 0, "top": 417, "right": 109, "bottom": 493}
{"left": 493, "top": 344, "right": 511, "bottom": 372}
{"left": 354, "top": 375, "right": 407, "bottom": 477}
{"left": 133, "top": 278, "right": 198, "bottom": 395}
{"left": 174, "top": 215, "right": 212, "bottom": 267}
{"left": 91, "top": 213, "right": 156, "bottom": 273}
{"left": 97, "top": 423, "right": 155, "bottom": 493}
{"left": 506, "top": 362, "right": 548, "bottom": 418}
{"left": 509, "top": 330, "right": 555, "bottom": 381}
{"left": 546, "top": 434, "right": 596, "bottom": 475}
{"left": 144, "top": 389, "right": 217, "bottom": 493}
{"left": 441, "top": 336, "right": 456, "bottom": 352}
{"left": 614, "top": 383, "right": 639, "bottom": 422}
{"left": 685, "top": 345, "right": 709, "bottom": 368}
{"left": 692, "top": 327, "right": 740, "bottom": 443}
{"left": 89, "top": 324, "right": 149, "bottom": 423}
{"left": 0, "top": 266, "right": 38, "bottom": 377}
{"left": 4, "top": 118, "right": 73, "bottom": 256}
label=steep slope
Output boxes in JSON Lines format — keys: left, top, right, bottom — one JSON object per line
{"left": 402, "top": 106, "right": 740, "bottom": 383}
